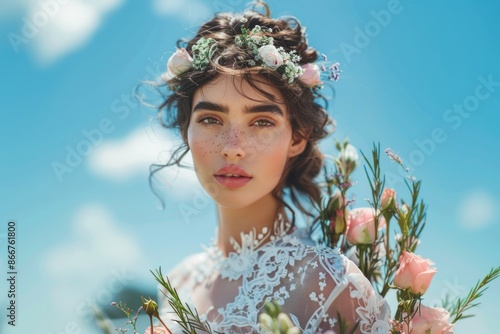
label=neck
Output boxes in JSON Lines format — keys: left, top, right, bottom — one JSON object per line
{"left": 216, "top": 193, "right": 288, "bottom": 255}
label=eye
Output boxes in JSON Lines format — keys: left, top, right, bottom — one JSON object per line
{"left": 198, "top": 116, "right": 221, "bottom": 125}
{"left": 253, "top": 119, "right": 275, "bottom": 128}
{"left": 197, "top": 115, "right": 275, "bottom": 128}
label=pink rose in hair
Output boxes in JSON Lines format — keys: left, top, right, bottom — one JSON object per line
{"left": 404, "top": 304, "right": 454, "bottom": 334}
{"left": 258, "top": 45, "right": 283, "bottom": 69}
{"left": 164, "top": 48, "right": 193, "bottom": 80}
{"left": 394, "top": 251, "right": 437, "bottom": 295}
{"left": 346, "top": 207, "right": 386, "bottom": 244}
{"left": 299, "top": 63, "right": 323, "bottom": 86}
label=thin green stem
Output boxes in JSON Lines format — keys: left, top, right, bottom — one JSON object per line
{"left": 451, "top": 266, "right": 500, "bottom": 323}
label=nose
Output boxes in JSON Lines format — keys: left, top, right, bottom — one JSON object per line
{"left": 220, "top": 127, "right": 246, "bottom": 159}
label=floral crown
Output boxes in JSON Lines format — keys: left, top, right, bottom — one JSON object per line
{"left": 163, "top": 19, "right": 340, "bottom": 87}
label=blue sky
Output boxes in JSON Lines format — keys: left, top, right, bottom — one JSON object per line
{"left": 1, "top": 0, "right": 499, "bottom": 333}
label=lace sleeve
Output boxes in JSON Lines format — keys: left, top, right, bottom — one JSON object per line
{"left": 155, "top": 228, "right": 391, "bottom": 334}
{"left": 283, "top": 244, "right": 391, "bottom": 334}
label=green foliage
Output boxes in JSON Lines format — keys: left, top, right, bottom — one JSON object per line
{"left": 110, "top": 301, "right": 142, "bottom": 334}
{"left": 450, "top": 266, "right": 500, "bottom": 323}
{"left": 151, "top": 267, "right": 217, "bottom": 334}
{"left": 103, "top": 139, "right": 500, "bottom": 334}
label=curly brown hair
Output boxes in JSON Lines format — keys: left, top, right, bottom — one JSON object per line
{"left": 149, "top": 9, "right": 335, "bottom": 225}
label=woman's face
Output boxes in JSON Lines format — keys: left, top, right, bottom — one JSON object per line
{"left": 187, "top": 74, "right": 306, "bottom": 209}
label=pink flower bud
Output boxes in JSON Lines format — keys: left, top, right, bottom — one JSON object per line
{"left": 164, "top": 48, "right": 193, "bottom": 80}
{"left": 394, "top": 251, "right": 437, "bottom": 295}
{"left": 403, "top": 304, "right": 454, "bottom": 334}
{"left": 299, "top": 63, "right": 323, "bottom": 87}
{"left": 330, "top": 209, "right": 347, "bottom": 235}
{"left": 327, "top": 192, "right": 345, "bottom": 211}
{"left": 381, "top": 188, "right": 396, "bottom": 211}
{"left": 346, "top": 208, "right": 386, "bottom": 244}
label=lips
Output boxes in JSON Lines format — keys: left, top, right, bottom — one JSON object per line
{"left": 214, "top": 165, "right": 252, "bottom": 188}
{"left": 215, "top": 165, "right": 251, "bottom": 178}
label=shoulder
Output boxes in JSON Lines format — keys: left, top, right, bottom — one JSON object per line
{"left": 158, "top": 252, "right": 208, "bottom": 317}
{"left": 265, "top": 227, "right": 353, "bottom": 288}
{"left": 285, "top": 230, "right": 386, "bottom": 294}
{"left": 164, "top": 252, "right": 209, "bottom": 289}
{"left": 282, "top": 230, "right": 391, "bottom": 332}
{"left": 282, "top": 228, "right": 347, "bottom": 268}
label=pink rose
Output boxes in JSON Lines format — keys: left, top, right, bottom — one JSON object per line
{"left": 299, "top": 63, "right": 323, "bottom": 86}
{"left": 257, "top": 45, "right": 283, "bottom": 69}
{"left": 394, "top": 251, "right": 437, "bottom": 295}
{"left": 404, "top": 304, "right": 454, "bottom": 334}
{"left": 381, "top": 188, "right": 396, "bottom": 211}
{"left": 346, "top": 208, "right": 386, "bottom": 244}
{"left": 144, "top": 326, "right": 171, "bottom": 334}
{"left": 164, "top": 48, "right": 193, "bottom": 80}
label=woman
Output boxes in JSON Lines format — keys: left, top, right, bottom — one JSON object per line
{"left": 148, "top": 4, "right": 390, "bottom": 334}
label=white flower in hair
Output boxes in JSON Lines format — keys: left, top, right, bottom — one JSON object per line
{"left": 161, "top": 25, "right": 341, "bottom": 87}
{"left": 164, "top": 48, "right": 193, "bottom": 81}
{"left": 257, "top": 45, "right": 284, "bottom": 70}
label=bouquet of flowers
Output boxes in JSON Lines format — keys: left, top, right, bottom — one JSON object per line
{"left": 102, "top": 141, "right": 499, "bottom": 334}
{"left": 309, "top": 141, "right": 499, "bottom": 333}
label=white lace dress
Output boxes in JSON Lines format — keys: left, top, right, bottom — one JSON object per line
{"left": 159, "top": 213, "right": 391, "bottom": 334}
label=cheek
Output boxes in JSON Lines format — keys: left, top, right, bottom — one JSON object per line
{"left": 247, "top": 130, "right": 292, "bottom": 174}
{"left": 264, "top": 129, "right": 292, "bottom": 157}
{"left": 250, "top": 129, "right": 292, "bottom": 155}
{"left": 187, "top": 125, "right": 210, "bottom": 163}
{"left": 252, "top": 129, "right": 284, "bottom": 150}
{"left": 188, "top": 123, "right": 292, "bottom": 162}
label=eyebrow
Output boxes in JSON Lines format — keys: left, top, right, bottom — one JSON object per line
{"left": 192, "top": 101, "right": 284, "bottom": 116}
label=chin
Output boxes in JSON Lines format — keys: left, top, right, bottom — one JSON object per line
{"left": 212, "top": 194, "right": 258, "bottom": 209}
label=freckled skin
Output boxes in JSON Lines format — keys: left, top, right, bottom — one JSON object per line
{"left": 187, "top": 75, "right": 306, "bottom": 209}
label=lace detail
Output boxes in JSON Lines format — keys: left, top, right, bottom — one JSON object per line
{"left": 211, "top": 213, "right": 293, "bottom": 280}
{"left": 349, "top": 273, "right": 392, "bottom": 334}
{"left": 160, "top": 212, "right": 391, "bottom": 334}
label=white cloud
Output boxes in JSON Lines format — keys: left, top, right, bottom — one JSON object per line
{"left": 458, "top": 190, "right": 496, "bottom": 229}
{"left": 87, "top": 124, "right": 200, "bottom": 195}
{"left": 43, "top": 204, "right": 141, "bottom": 279}
{"left": 41, "top": 203, "right": 143, "bottom": 312}
{"left": 7, "top": 0, "right": 124, "bottom": 64}
{"left": 152, "top": 0, "right": 211, "bottom": 24}
{"left": 0, "top": 0, "right": 30, "bottom": 19}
